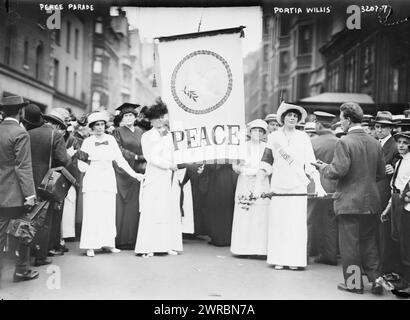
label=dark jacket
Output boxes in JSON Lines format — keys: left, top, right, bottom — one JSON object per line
{"left": 311, "top": 131, "right": 338, "bottom": 193}
{"left": 0, "top": 119, "right": 36, "bottom": 207}
{"left": 322, "top": 128, "right": 385, "bottom": 215}
{"left": 28, "top": 123, "right": 70, "bottom": 190}
{"left": 377, "top": 136, "right": 399, "bottom": 211}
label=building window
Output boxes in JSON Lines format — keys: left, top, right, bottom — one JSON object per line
{"left": 35, "top": 42, "right": 44, "bottom": 80}
{"left": 73, "top": 71, "right": 77, "bottom": 97}
{"left": 53, "top": 59, "right": 59, "bottom": 89}
{"left": 263, "top": 44, "right": 269, "bottom": 62}
{"left": 298, "top": 25, "right": 313, "bottom": 55}
{"left": 292, "top": 30, "right": 297, "bottom": 57}
{"left": 389, "top": 67, "right": 399, "bottom": 103}
{"left": 262, "top": 74, "right": 268, "bottom": 92}
{"left": 65, "top": 66, "right": 69, "bottom": 94}
{"left": 74, "top": 29, "right": 79, "bottom": 59}
{"left": 361, "top": 43, "right": 375, "bottom": 86}
{"left": 23, "top": 38, "right": 29, "bottom": 66}
{"left": 92, "top": 91, "right": 101, "bottom": 110}
{"left": 280, "top": 16, "right": 291, "bottom": 36}
{"left": 279, "top": 51, "right": 290, "bottom": 74}
{"left": 298, "top": 73, "right": 310, "bottom": 99}
{"left": 122, "top": 94, "right": 130, "bottom": 103}
{"left": 93, "top": 56, "right": 102, "bottom": 74}
{"left": 328, "top": 64, "right": 340, "bottom": 92}
{"left": 345, "top": 54, "right": 357, "bottom": 92}
{"left": 66, "top": 21, "right": 71, "bottom": 53}
{"left": 55, "top": 29, "right": 60, "bottom": 46}
{"left": 4, "top": 27, "right": 14, "bottom": 65}
{"left": 95, "top": 17, "right": 103, "bottom": 34}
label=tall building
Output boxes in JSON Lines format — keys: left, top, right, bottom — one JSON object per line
{"left": 0, "top": 2, "right": 90, "bottom": 115}
{"left": 262, "top": 3, "right": 410, "bottom": 116}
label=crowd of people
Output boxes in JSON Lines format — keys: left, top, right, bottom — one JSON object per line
{"left": 1, "top": 95, "right": 410, "bottom": 298}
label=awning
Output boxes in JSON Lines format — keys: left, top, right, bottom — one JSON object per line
{"left": 299, "top": 92, "right": 375, "bottom": 104}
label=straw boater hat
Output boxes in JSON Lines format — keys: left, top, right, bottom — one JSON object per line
{"left": 394, "top": 131, "right": 410, "bottom": 141}
{"left": 304, "top": 122, "right": 316, "bottom": 133}
{"left": 374, "top": 111, "right": 394, "bottom": 126}
{"left": 247, "top": 119, "right": 268, "bottom": 134}
{"left": 276, "top": 101, "right": 307, "bottom": 125}
{"left": 0, "top": 95, "right": 29, "bottom": 109}
{"left": 88, "top": 111, "right": 109, "bottom": 128}
{"left": 43, "top": 108, "right": 69, "bottom": 129}
{"left": 398, "top": 118, "right": 410, "bottom": 131}
{"left": 264, "top": 113, "right": 278, "bottom": 124}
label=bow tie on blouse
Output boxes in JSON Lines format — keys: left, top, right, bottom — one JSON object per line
{"left": 95, "top": 141, "right": 108, "bottom": 146}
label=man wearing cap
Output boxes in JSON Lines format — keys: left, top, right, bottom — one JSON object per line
{"left": 374, "top": 111, "right": 401, "bottom": 279}
{"left": 314, "top": 102, "right": 387, "bottom": 295}
{"left": 43, "top": 108, "right": 79, "bottom": 255}
{"left": 264, "top": 113, "right": 280, "bottom": 134}
{"left": 0, "top": 96, "right": 38, "bottom": 282}
{"left": 22, "top": 104, "right": 70, "bottom": 266}
{"left": 381, "top": 131, "right": 410, "bottom": 296}
{"left": 308, "top": 111, "right": 339, "bottom": 266}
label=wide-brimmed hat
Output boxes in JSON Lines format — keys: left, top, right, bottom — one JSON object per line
{"left": 374, "top": 111, "right": 394, "bottom": 126}
{"left": 276, "top": 102, "right": 307, "bottom": 125}
{"left": 394, "top": 131, "right": 410, "bottom": 141}
{"left": 247, "top": 119, "right": 268, "bottom": 134}
{"left": 23, "top": 104, "right": 44, "bottom": 127}
{"left": 264, "top": 113, "right": 278, "bottom": 123}
{"left": 397, "top": 118, "right": 410, "bottom": 131}
{"left": 304, "top": 122, "right": 316, "bottom": 133}
{"left": 88, "top": 111, "right": 109, "bottom": 128}
{"left": 0, "top": 96, "right": 29, "bottom": 109}
{"left": 43, "top": 108, "right": 69, "bottom": 129}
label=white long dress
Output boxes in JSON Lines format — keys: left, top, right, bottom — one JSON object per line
{"left": 264, "top": 128, "right": 318, "bottom": 267}
{"left": 61, "top": 186, "right": 76, "bottom": 238}
{"left": 78, "top": 134, "right": 137, "bottom": 250}
{"left": 134, "top": 128, "right": 183, "bottom": 254}
{"left": 230, "top": 141, "right": 270, "bottom": 255}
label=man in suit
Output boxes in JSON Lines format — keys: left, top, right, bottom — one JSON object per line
{"left": 309, "top": 111, "right": 339, "bottom": 265}
{"left": 22, "top": 104, "right": 70, "bottom": 266}
{"left": 43, "top": 108, "right": 74, "bottom": 255}
{"left": 374, "top": 111, "right": 401, "bottom": 280}
{"left": 0, "top": 96, "right": 38, "bottom": 282}
{"left": 314, "top": 102, "right": 387, "bottom": 295}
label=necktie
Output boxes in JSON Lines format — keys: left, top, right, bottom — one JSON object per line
{"left": 392, "top": 157, "right": 403, "bottom": 190}
{"left": 95, "top": 141, "right": 108, "bottom": 146}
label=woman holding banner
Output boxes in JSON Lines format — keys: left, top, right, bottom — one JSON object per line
{"left": 134, "top": 101, "right": 183, "bottom": 257}
{"left": 257, "top": 102, "right": 326, "bottom": 270}
{"left": 231, "top": 119, "right": 270, "bottom": 256}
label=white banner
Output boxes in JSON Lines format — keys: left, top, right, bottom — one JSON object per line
{"left": 157, "top": 28, "right": 246, "bottom": 164}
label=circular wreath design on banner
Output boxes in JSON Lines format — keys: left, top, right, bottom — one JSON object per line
{"left": 171, "top": 50, "right": 233, "bottom": 115}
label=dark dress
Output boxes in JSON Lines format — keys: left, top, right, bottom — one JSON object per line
{"left": 113, "top": 126, "right": 145, "bottom": 249}
{"left": 203, "top": 164, "right": 238, "bottom": 246}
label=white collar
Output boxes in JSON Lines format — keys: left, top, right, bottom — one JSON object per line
{"left": 379, "top": 135, "right": 392, "bottom": 144}
{"left": 4, "top": 117, "right": 20, "bottom": 124}
{"left": 348, "top": 125, "right": 362, "bottom": 132}
{"left": 402, "top": 152, "right": 410, "bottom": 160}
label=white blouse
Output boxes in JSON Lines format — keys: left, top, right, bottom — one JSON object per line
{"left": 78, "top": 134, "right": 137, "bottom": 192}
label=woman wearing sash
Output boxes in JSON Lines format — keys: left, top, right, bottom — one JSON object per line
{"left": 257, "top": 102, "right": 326, "bottom": 270}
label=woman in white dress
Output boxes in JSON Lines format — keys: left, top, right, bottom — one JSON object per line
{"left": 135, "top": 101, "right": 183, "bottom": 257}
{"left": 78, "top": 112, "right": 143, "bottom": 257}
{"left": 231, "top": 119, "right": 271, "bottom": 256}
{"left": 257, "top": 102, "right": 326, "bottom": 270}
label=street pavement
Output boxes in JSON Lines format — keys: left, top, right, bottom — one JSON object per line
{"left": 0, "top": 238, "right": 398, "bottom": 300}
